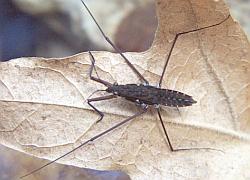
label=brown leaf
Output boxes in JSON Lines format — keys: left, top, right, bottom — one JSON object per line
{"left": 1, "top": 0, "right": 250, "bottom": 179}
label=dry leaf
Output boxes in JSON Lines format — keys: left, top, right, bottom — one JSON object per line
{"left": 1, "top": 0, "right": 250, "bottom": 179}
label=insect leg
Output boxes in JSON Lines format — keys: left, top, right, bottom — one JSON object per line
{"left": 89, "top": 51, "right": 112, "bottom": 87}
{"left": 157, "top": 108, "right": 224, "bottom": 152}
{"left": 87, "top": 94, "right": 117, "bottom": 123}
{"left": 157, "top": 108, "right": 174, "bottom": 151}
{"left": 158, "top": 15, "right": 230, "bottom": 87}
{"left": 157, "top": 108, "right": 198, "bottom": 151}
{"left": 20, "top": 106, "right": 148, "bottom": 179}
{"left": 80, "top": 0, "right": 149, "bottom": 85}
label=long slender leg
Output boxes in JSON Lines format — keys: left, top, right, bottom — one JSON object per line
{"left": 157, "top": 108, "right": 200, "bottom": 151}
{"left": 88, "top": 94, "right": 117, "bottom": 123}
{"left": 157, "top": 108, "right": 174, "bottom": 151}
{"left": 89, "top": 51, "right": 112, "bottom": 87}
{"left": 158, "top": 15, "right": 230, "bottom": 87}
{"left": 157, "top": 108, "right": 223, "bottom": 152}
{"left": 20, "top": 106, "right": 148, "bottom": 179}
{"left": 80, "top": 0, "right": 148, "bottom": 85}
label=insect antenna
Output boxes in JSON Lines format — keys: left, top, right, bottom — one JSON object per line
{"left": 80, "top": 0, "right": 149, "bottom": 84}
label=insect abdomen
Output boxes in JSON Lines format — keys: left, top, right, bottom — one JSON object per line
{"left": 161, "top": 90, "right": 197, "bottom": 107}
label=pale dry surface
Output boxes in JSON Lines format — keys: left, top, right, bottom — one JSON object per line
{"left": 0, "top": 0, "right": 250, "bottom": 179}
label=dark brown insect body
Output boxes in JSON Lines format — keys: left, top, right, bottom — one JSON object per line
{"left": 20, "top": 0, "right": 229, "bottom": 178}
{"left": 106, "top": 84, "right": 196, "bottom": 107}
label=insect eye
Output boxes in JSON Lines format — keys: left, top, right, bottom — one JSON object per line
{"left": 106, "top": 87, "right": 112, "bottom": 93}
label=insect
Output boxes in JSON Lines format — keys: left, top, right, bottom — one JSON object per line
{"left": 20, "top": 0, "right": 230, "bottom": 178}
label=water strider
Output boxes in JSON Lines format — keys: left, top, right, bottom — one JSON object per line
{"left": 20, "top": 0, "right": 230, "bottom": 178}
